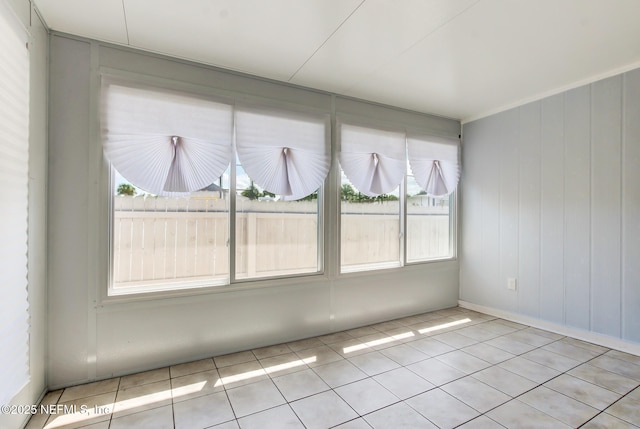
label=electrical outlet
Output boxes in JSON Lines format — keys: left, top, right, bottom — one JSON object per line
{"left": 507, "top": 278, "right": 517, "bottom": 291}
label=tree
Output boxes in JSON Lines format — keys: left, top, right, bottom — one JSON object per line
{"left": 298, "top": 191, "right": 318, "bottom": 201}
{"left": 340, "top": 184, "right": 356, "bottom": 201}
{"left": 117, "top": 183, "right": 136, "bottom": 196}
{"left": 241, "top": 182, "right": 262, "bottom": 200}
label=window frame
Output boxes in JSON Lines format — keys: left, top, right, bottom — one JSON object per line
{"left": 336, "top": 119, "right": 458, "bottom": 275}
{"left": 99, "top": 71, "right": 458, "bottom": 302}
{"left": 104, "top": 76, "right": 330, "bottom": 297}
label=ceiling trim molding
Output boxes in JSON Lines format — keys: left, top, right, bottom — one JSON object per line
{"left": 462, "top": 59, "right": 640, "bottom": 124}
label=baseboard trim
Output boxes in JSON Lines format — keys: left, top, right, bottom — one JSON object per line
{"left": 459, "top": 300, "right": 640, "bottom": 357}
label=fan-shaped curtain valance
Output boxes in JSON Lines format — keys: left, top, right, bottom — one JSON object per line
{"left": 102, "top": 82, "right": 233, "bottom": 195}
{"left": 235, "top": 109, "right": 329, "bottom": 200}
{"left": 407, "top": 135, "right": 460, "bottom": 198}
{"left": 340, "top": 124, "right": 406, "bottom": 197}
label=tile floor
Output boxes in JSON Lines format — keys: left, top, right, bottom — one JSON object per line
{"left": 26, "top": 307, "right": 640, "bottom": 429}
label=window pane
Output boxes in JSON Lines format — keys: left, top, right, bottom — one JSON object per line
{"left": 340, "top": 171, "right": 401, "bottom": 272}
{"left": 235, "top": 163, "right": 320, "bottom": 280}
{"left": 406, "top": 174, "right": 451, "bottom": 262}
{"left": 112, "top": 170, "right": 229, "bottom": 293}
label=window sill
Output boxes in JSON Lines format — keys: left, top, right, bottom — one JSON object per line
{"left": 100, "top": 258, "right": 458, "bottom": 307}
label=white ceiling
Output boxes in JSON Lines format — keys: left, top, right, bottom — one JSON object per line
{"left": 33, "top": 0, "right": 640, "bottom": 122}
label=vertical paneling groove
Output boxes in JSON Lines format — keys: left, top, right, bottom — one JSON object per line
{"left": 499, "top": 110, "right": 519, "bottom": 312}
{"left": 517, "top": 102, "right": 541, "bottom": 318}
{"left": 563, "top": 86, "right": 591, "bottom": 330}
{"left": 540, "top": 95, "right": 564, "bottom": 324}
{"left": 561, "top": 94, "right": 567, "bottom": 325}
{"left": 590, "top": 76, "right": 622, "bottom": 338}
{"left": 623, "top": 69, "right": 640, "bottom": 343}
{"left": 480, "top": 115, "right": 501, "bottom": 308}
{"left": 620, "top": 74, "right": 625, "bottom": 338}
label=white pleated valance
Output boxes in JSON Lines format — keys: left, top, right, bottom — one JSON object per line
{"left": 102, "top": 83, "right": 233, "bottom": 195}
{"left": 235, "top": 109, "right": 329, "bottom": 200}
{"left": 340, "top": 124, "right": 406, "bottom": 197}
{"left": 407, "top": 135, "right": 460, "bottom": 197}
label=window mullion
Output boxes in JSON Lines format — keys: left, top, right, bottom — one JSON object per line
{"left": 328, "top": 98, "right": 340, "bottom": 279}
{"left": 401, "top": 171, "right": 407, "bottom": 267}
{"left": 229, "top": 112, "right": 237, "bottom": 284}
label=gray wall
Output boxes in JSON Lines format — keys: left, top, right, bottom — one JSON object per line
{"left": 1, "top": 1, "right": 49, "bottom": 428}
{"left": 47, "top": 34, "right": 460, "bottom": 389}
{"left": 461, "top": 69, "right": 640, "bottom": 345}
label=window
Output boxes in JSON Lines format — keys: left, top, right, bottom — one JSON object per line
{"left": 406, "top": 173, "right": 453, "bottom": 262}
{"left": 234, "top": 107, "right": 328, "bottom": 280}
{"left": 406, "top": 134, "right": 459, "bottom": 262}
{"left": 102, "top": 81, "right": 328, "bottom": 294}
{"left": 111, "top": 171, "right": 230, "bottom": 292}
{"left": 235, "top": 178, "right": 321, "bottom": 280}
{"left": 339, "top": 124, "right": 405, "bottom": 271}
{"left": 339, "top": 123, "right": 459, "bottom": 272}
{"left": 101, "top": 78, "right": 458, "bottom": 296}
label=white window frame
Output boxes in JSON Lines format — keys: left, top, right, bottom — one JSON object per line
{"left": 98, "top": 72, "right": 458, "bottom": 301}
{"left": 337, "top": 119, "right": 458, "bottom": 275}
{"left": 103, "top": 75, "right": 329, "bottom": 297}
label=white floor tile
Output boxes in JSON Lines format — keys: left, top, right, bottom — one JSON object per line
{"left": 373, "top": 367, "right": 435, "bottom": 399}
{"left": 312, "top": 359, "right": 368, "bottom": 388}
{"left": 379, "top": 344, "right": 428, "bottom": 366}
{"left": 170, "top": 358, "right": 215, "bottom": 378}
{"left": 407, "top": 358, "right": 466, "bottom": 386}
{"left": 290, "top": 390, "right": 358, "bottom": 429}
{"left": 226, "top": 378, "right": 286, "bottom": 418}
{"left": 119, "top": 367, "right": 170, "bottom": 390}
{"left": 487, "top": 400, "right": 571, "bottom": 429}
{"left": 582, "top": 412, "right": 639, "bottom": 428}
{"left": 272, "top": 368, "right": 330, "bottom": 401}
{"left": 435, "top": 350, "right": 492, "bottom": 374}
{"left": 294, "top": 344, "right": 344, "bottom": 368}
{"left": 518, "top": 386, "right": 599, "bottom": 427}
{"left": 173, "top": 391, "right": 235, "bottom": 429}
{"left": 472, "top": 366, "right": 538, "bottom": 397}
{"left": 110, "top": 404, "right": 173, "bottom": 429}
{"left": 171, "top": 369, "right": 224, "bottom": 403}
{"left": 58, "top": 379, "right": 120, "bottom": 403}
{"left": 334, "top": 378, "right": 398, "bottom": 415}
{"left": 441, "top": 376, "right": 510, "bottom": 413}
{"left": 605, "top": 393, "right": 640, "bottom": 426}
{"left": 406, "top": 388, "right": 479, "bottom": 428}
{"left": 520, "top": 348, "right": 581, "bottom": 372}
{"left": 457, "top": 415, "right": 506, "bottom": 429}
{"left": 237, "top": 404, "right": 304, "bottom": 429}
{"left": 568, "top": 363, "right": 640, "bottom": 394}
{"left": 251, "top": 344, "right": 292, "bottom": 360}
{"left": 590, "top": 355, "right": 640, "bottom": 381}
{"left": 544, "top": 373, "right": 621, "bottom": 410}
{"left": 214, "top": 351, "right": 257, "bottom": 368}
{"left": 43, "top": 391, "right": 116, "bottom": 429}
{"left": 462, "top": 343, "right": 515, "bottom": 364}
{"left": 364, "top": 402, "right": 437, "bottom": 428}
{"left": 113, "top": 379, "right": 172, "bottom": 417}
{"left": 498, "top": 356, "right": 561, "bottom": 384}
{"left": 348, "top": 351, "right": 401, "bottom": 376}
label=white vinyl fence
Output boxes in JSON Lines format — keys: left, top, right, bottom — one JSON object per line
{"left": 113, "top": 196, "right": 449, "bottom": 288}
